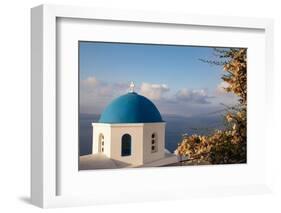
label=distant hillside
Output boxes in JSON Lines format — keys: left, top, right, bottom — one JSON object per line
{"left": 79, "top": 113, "right": 225, "bottom": 156}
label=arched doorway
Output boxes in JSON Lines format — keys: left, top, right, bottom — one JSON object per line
{"left": 121, "top": 134, "right": 131, "bottom": 156}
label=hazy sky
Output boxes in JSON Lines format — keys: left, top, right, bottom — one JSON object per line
{"left": 79, "top": 41, "right": 237, "bottom": 117}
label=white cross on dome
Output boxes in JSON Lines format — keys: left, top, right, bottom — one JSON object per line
{"left": 129, "top": 81, "right": 135, "bottom": 93}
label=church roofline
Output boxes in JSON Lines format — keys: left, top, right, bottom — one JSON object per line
{"left": 92, "top": 122, "right": 166, "bottom": 127}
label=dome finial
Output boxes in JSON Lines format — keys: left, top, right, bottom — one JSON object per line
{"left": 129, "top": 81, "right": 135, "bottom": 93}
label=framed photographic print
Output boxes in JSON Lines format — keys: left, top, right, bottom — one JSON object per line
{"left": 31, "top": 4, "right": 274, "bottom": 208}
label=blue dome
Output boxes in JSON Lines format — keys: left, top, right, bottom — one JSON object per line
{"left": 99, "top": 92, "right": 163, "bottom": 123}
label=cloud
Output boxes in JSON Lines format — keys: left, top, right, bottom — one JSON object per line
{"left": 216, "top": 81, "right": 230, "bottom": 95}
{"left": 80, "top": 76, "right": 99, "bottom": 93}
{"left": 83, "top": 76, "right": 99, "bottom": 86}
{"left": 176, "top": 88, "right": 212, "bottom": 104}
{"left": 80, "top": 76, "right": 128, "bottom": 114}
{"left": 79, "top": 77, "right": 228, "bottom": 116}
{"left": 140, "top": 82, "right": 170, "bottom": 100}
{"left": 80, "top": 76, "right": 128, "bottom": 97}
{"left": 213, "top": 81, "right": 238, "bottom": 106}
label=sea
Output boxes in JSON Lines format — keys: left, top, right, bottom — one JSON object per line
{"left": 79, "top": 113, "right": 225, "bottom": 156}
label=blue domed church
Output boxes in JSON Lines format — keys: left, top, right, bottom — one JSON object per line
{"left": 86, "top": 82, "right": 178, "bottom": 169}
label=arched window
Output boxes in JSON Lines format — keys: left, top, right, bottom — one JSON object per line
{"left": 99, "top": 133, "right": 105, "bottom": 153}
{"left": 151, "top": 133, "right": 158, "bottom": 153}
{"left": 121, "top": 134, "right": 131, "bottom": 156}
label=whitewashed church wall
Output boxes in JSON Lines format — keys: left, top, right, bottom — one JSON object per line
{"left": 110, "top": 125, "right": 143, "bottom": 166}
{"left": 92, "top": 123, "right": 111, "bottom": 157}
{"left": 142, "top": 123, "right": 165, "bottom": 164}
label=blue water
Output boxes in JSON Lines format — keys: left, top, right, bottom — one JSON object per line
{"left": 79, "top": 113, "right": 224, "bottom": 156}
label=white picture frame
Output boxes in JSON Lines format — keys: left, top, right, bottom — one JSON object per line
{"left": 31, "top": 4, "right": 274, "bottom": 208}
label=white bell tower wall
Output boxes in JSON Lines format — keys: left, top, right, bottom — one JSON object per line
{"left": 142, "top": 122, "right": 166, "bottom": 164}
{"left": 92, "top": 123, "right": 111, "bottom": 157}
{"left": 110, "top": 124, "right": 144, "bottom": 166}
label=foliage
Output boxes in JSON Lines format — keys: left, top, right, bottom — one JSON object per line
{"left": 176, "top": 48, "right": 247, "bottom": 164}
